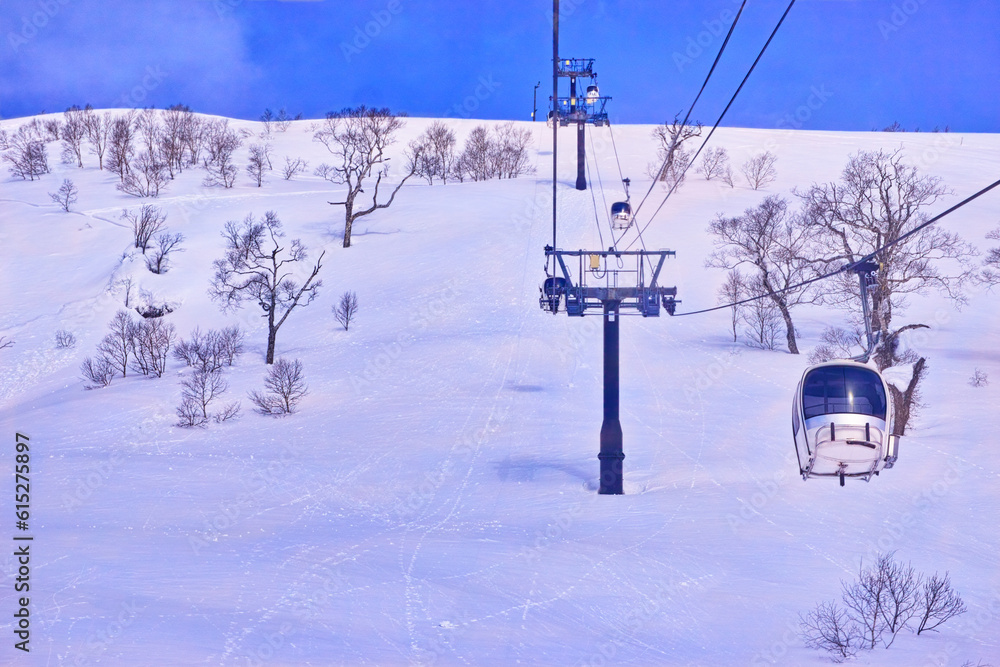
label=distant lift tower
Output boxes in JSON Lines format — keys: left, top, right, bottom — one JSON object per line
{"left": 552, "top": 57, "right": 610, "bottom": 190}
{"left": 543, "top": 1, "right": 678, "bottom": 495}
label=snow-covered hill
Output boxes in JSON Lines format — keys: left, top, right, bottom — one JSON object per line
{"left": 2, "top": 112, "right": 999, "bottom": 665}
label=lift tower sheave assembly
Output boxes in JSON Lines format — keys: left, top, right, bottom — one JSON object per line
{"left": 544, "top": 1, "right": 679, "bottom": 495}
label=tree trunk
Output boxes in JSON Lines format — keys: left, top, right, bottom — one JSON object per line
{"left": 764, "top": 282, "right": 798, "bottom": 355}
{"left": 343, "top": 192, "right": 356, "bottom": 248}
{"left": 266, "top": 304, "right": 277, "bottom": 364}
{"left": 343, "top": 214, "right": 354, "bottom": 248}
{"left": 887, "top": 357, "right": 926, "bottom": 435}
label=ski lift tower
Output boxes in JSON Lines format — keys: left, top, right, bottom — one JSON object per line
{"left": 552, "top": 57, "right": 609, "bottom": 190}
{"left": 543, "top": 1, "right": 678, "bottom": 495}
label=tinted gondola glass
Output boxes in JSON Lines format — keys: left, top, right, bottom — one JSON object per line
{"left": 611, "top": 202, "right": 632, "bottom": 218}
{"left": 802, "top": 365, "right": 887, "bottom": 420}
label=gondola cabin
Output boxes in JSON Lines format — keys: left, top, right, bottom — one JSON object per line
{"left": 585, "top": 84, "right": 600, "bottom": 102}
{"left": 792, "top": 360, "right": 900, "bottom": 485}
{"left": 610, "top": 201, "right": 632, "bottom": 230}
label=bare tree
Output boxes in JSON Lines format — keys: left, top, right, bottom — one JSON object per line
{"left": 49, "top": 179, "right": 78, "bottom": 212}
{"left": 799, "top": 601, "right": 861, "bottom": 662}
{"left": 718, "top": 269, "right": 746, "bottom": 343}
{"left": 842, "top": 557, "right": 889, "bottom": 650}
{"left": 130, "top": 318, "right": 176, "bottom": 378}
{"left": 0, "top": 336, "right": 14, "bottom": 351}
{"left": 314, "top": 106, "right": 418, "bottom": 248}
{"left": 135, "top": 108, "right": 161, "bottom": 157}
{"left": 721, "top": 163, "right": 736, "bottom": 188}
{"left": 282, "top": 156, "right": 308, "bottom": 181}
{"left": 493, "top": 122, "right": 535, "bottom": 179}
{"left": 158, "top": 106, "right": 187, "bottom": 178}
{"left": 260, "top": 108, "right": 275, "bottom": 136}
{"left": 708, "top": 195, "right": 817, "bottom": 354}
{"left": 43, "top": 118, "right": 62, "bottom": 141}
{"left": 797, "top": 149, "right": 976, "bottom": 434}
{"left": 61, "top": 105, "right": 87, "bottom": 167}
{"left": 246, "top": 143, "right": 272, "bottom": 187}
{"left": 174, "top": 325, "right": 245, "bottom": 372}
{"left": 55, "top": 330, "right": 77, "bottom": 349}
{"left": 174, "top": 327, "right": 222, "bottom": 372}
{"left": 3, "top": 123, "right": 50, "bottom": 180}
{"left": 651, "top": 113, "right": 702, "bottom": 183}
{"left": 876, "top": 553, "right": 923, "bottom": 647}
{"left": 249, "top": 358, "right": 308, "bottom": 415}
{"left": 982, "top": 226, "right": 1000, "bottom": 286}
{"left": 84, "top": 107, "right": 111, "bottom": 170}
{"left": 116, "top": 276, "right": 135, "bottom": 308}
{"left": 122, "top": 204, "right": 167, "bottom": 252}
{"left": 177, "top": 367, "right": 228, "bottom": 427}
{"left": 174, "top": 105, "right": 205, "bottom": 167}
{"left": 106, "top": 111, "right": 138, "bottom": 183}
{"left": 917, "top": 572, "right": 967, "bottom": 634}
{"left": 209, "top": 211, "right": 324, "bottom": 364}
{"left": 118, "top": 151, "right": 169, "bottom": 197}
{"left": 657, "top": 146, "right": 692, "bottom": 191}
{"left": 809, "top": 324, "right": 866, "bottom": 364}
{"left": 97, "top": 310, "right": 139, "bottom": 378}
{"left": 274, "top": 108, "right": 298, "bottom": 132}
{"left": 453, "top": 125, "right": 494, "bottom": 182}
{"left": 217, "top": 325, "right": 245, "bottom": 366}
{"left": 146, "top": 232, "right": 184, "bottom": 274}
{"left": 697, "top": 146, "right": 730, "bottom": 181}
{"left": 202, "top": 119, "right": 242, "bottom": 188}
{"left": 740, "top": 276, "right": 783, "bottom": 350}
{"left": 741, "top": 151, "right": 778, "bottom": 190}
{"left": 81, "top": 355, "right": 116, "bottom": 388}
{"left": 408, "top": 120, "right": 457, "bottom": 185}
{"left": 333, "top": 290, "right": 359, "bottom": 330}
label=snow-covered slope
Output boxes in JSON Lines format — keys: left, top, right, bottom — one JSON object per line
{"left": 2, "top": 113, "right": 999, "bottom": 665}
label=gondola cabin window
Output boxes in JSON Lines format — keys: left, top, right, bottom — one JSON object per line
{"left": 802, "top": 365, "right": 887, "bottom": 420}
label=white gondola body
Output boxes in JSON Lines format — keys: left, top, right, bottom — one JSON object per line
{"left": 610, "top": 201, "right": 632, "bottom": 230}
{"left": 792, "top": 360, "right": 900, "bottom": 483}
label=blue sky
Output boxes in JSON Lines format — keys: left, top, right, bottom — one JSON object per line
{"left": 1, "top": 0, "right": 998, "bottom": 131}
